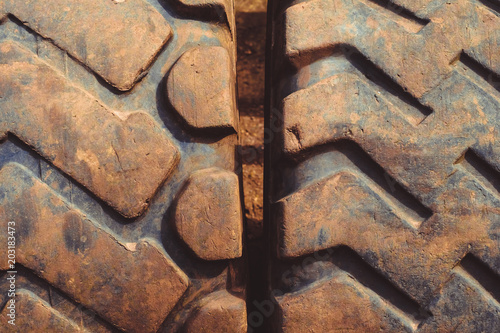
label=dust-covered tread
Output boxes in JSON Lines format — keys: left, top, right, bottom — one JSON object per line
{"left": 167, "top": 46, "right": 237, "bottom": 131}
{"left": 0, "top": 41, "right": 179, "bottom": 219}
{"left": 175, "top": 168, "right": 243, "bottom": 261}
{"left": 266, "top": 0, "right": 500, "bottom": 331}
{"left": 0, "top": 290, "right": 85, "bottom": 332}
{"left": 0, "top": 0, "right": 245, "bottom": 331}
{"left": 0, "top": 163, "right": 189, "bottom": 333}
{"left": 0, "top": 0, "right": 172, "bottom": 91}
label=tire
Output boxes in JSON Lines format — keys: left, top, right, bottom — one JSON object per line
{"left": 0, "top": 0, "right": 246, "bottom": 332}
{"left": 266, "top": 0, "right": 500, "bottom": 332}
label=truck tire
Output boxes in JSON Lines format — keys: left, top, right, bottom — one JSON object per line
{"left": 0, "top": 0, "right": 246, "bottom": 332}
{"left": 266, "top": 0, "right": 500, "bottom": 331}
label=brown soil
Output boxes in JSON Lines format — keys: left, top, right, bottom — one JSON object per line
{"left": 236, "top": 0, "right": 266, "bottom": 240}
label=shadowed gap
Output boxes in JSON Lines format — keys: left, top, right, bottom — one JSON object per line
{"left": 459, "top": 253, "right": 500, "bottom": 303}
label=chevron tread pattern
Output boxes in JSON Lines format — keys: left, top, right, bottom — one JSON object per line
{"left": 267, "top": 0, "right": 500, "bottom": 331}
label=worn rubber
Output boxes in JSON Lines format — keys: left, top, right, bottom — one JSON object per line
{"left": 266, "top": 0, "right": 500, "bottom": 331}
{"left": 0, "top": 0, "right": 246, "bottom": 332}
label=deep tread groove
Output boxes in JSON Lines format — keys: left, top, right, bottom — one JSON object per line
{"left": 459, "top": 253, "right": 500, "bottom": 303}
{"left": 343, "top": 45, "right": 433, "bottom": 118}
{"left": 460, "top": 52, "right": 500, "bottom": 93}
{"left": 477, "top": 0, "right": 500, "bottom": 16}
{"left": 332, "top": 246, "right": 431, "bottom": 321}
{"left": 363, "top": 0, "right": 430, "bottom": 27}
{"left": 460, "top": 149, "right": 500, "bottom": 194}
{"left": 340, "top": 141, "right": 433, "bottom": 222}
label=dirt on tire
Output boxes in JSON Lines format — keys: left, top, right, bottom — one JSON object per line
{"left": 266, "top": 0, "right": 500, "bottom": 331}
{"left": 0, "top": 0, "right": 246, "bottom": 332}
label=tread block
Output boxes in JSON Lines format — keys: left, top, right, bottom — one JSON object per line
{"left": 275, "top": 269, "right": 417, "bottom": 332}
{"left": 1, "top": 0, "right": 172, "bottom": 90}
{"left": 0, "top": 41, "right": 179, "bottom": 218}
{"left": 175, "top": 168, "right": 243, "bottom": 260}
{"left": 0, "top": 290, "right": 84, "bottom": 332}
{"left": 421, "top": 259, "right": 500, "bottom": 332}
{"left": 0, "top": 163, "right": 189, "bottom": 333}
{"left": 167, "top": 46, "right": 237, "bottom": 131}
{"left": 184, "top": 291, "right": 247, "bottom": 332}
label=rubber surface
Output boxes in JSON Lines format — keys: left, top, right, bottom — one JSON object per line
{"left": 0, "top": 0, "right": 246, "bottom": 332}
{"left": 267, "top": 0, "right": 500, "bottom": 331}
